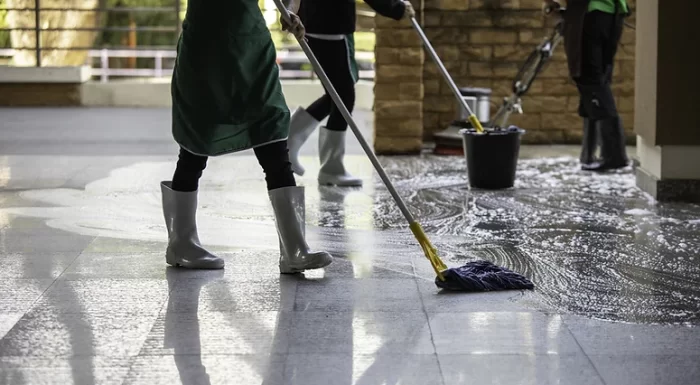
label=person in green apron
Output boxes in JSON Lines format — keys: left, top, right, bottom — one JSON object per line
{"left": 546, "top": 0, "right": 629, "bottom": 171}
{"left": 160, "top": 0, "right": 332, "bottom": 274}
{"left": 284, "top": 0, "right": 415, "bottom": 187}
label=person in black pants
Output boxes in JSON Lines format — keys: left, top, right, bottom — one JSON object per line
{"left": 547, "top": 0, "right": 629, "bottom": 171}
{"left": 161, "top": 0, "right": 332, "bottom": 274}
{"left": 284, "top": 0, "right": 415, "bottom": 186}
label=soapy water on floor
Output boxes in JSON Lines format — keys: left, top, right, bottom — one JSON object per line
{"left": 2, "top": 155, "right": 699, "bottom": 325}
{"left": 370, "top": 156, "right": 700, "bottom": 325}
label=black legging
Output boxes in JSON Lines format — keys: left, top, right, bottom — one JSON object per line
{"left": 305, "top": 36, "right": 356, "bottom": 131}
{"left": 171, "top": 140, "right": 296, "bottom": 192}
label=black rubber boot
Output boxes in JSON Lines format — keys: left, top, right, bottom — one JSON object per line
{"left": 581, "top": 117, "right": 629, "bottom": 172}
{"left": 579, "top": 117, "right": 598, "bottom": 167}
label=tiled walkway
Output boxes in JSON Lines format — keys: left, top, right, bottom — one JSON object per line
{"left": 0, "top": 108, "right": 698, "bottom": 385}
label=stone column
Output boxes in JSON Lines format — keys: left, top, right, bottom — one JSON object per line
{"left": 373, "top": 0, "right": 425, "bottom": 155}
{"left": 635, "top": 0, "right": 700, "bottom": 202}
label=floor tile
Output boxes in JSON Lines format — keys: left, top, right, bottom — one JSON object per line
{"left": 139, "top": 311, "right": 291, "bottom": 356}
{"left": 169, "top": 276, "right": 297, "bottom": 313}
{"left": 123, "top": 354, "right": 284, "bottom": 385}
{"left": 418, "top": 280, "right": 537, "bottom": 312}
{"left": 587, "top": 354, "right": 700, "bottom": 385}
{"left": 60, "top": 252, "right": 168, "bottom": 280}
{"left": 564, "top": 316, "right": 700, "bottom": 355}
{"left": 0, "top": 357, "right": 131, "bottom": 385}
{"left": 429, "top": 312, "right": 582, "bottom": 355}
{"left": 32, "top": 278, "right": 169, "bottom": 314}
{"left": 306, "top": 254, "right": 420, "bottom": 280}
{"left": 293, "top": 278, "right": 424, "bottom": 312}
{"left": 0, "top": 313, "right": 23, "bottom": 340}
{"left": 81, "top": 237, "right": 166, "bottom": 254}
{"left": 438, "top": 354, "right": 604, "bottom": 385}
{"left": 283, "top": 354, "right": 443, "bottom": 385}
{"left": 0, "top": 228, "right": 94, "bottom": 254}
{"left": 0, "top": 279, "right": 55, "bottom": 313}
{"left": 0, "top": 252, "right": 78, "bottom": 279}
{"left": 0, "top": 310, "right": 159, "bottom": 357}
{"left": 287, "top": 311, "right": 434, "bottom": 355}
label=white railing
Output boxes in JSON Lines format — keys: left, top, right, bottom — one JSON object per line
{"left": 90, "top": 49, "right": 175, "bottom": 82}
{"left": 0, "top": 48, "right": 376, "bottom": 82}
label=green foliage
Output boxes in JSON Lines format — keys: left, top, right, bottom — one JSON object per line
{"left": 90, "top": 0, "right": 183, "bottom": 69}
{"left": 95, "top": 0, "right": 182, "bottom": 48}
{"left": 92, "top": 0, "right": 373, "bottom": 52}
{"left": 354, "top": 32, "right": 375, "bottom": 54}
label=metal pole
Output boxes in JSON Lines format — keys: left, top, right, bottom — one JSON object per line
{"left": 410, "top": 18, "right": 474, "bottom": 122}
{"left": 272, "top": 0, "right": 416, "bottom": 224}
{"left": 35, "top": 0, "right": 41, "bottom": 67}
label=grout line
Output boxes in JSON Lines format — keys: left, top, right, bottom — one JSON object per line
{"left": 563, "top": 319, "right": 609, "bottom": 385}
{"left": 11, "top": 240, "right": 96, "bottom": 324}
{"left": 411, "top": 259, "right": 447, "bottom": 385}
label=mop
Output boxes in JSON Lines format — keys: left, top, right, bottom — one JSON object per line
{"left": 273, "top": 0, "right": 533, "bottom": 292}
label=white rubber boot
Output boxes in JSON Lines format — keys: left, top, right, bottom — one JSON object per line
{"left": 317, "top": 128, "right": 363, "bottom": 187}
{"left": 268, "top": 186, "right": 333, "bottom": 274}
{"left": 288, "top": 107, "right": 319, "bottom": 176}
{"left": 161, "top": 181, "right": 224, "bottom": 269}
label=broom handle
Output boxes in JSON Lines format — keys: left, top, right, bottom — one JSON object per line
{"left": 273, "top": 0, "right": 416, "bottom": 224}
{"left": 410, "top": 17, "right": 484, "bottom": 131}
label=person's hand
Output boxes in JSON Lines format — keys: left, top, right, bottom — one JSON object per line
{"left": 542, "top": 0, "right": 561, "bottom": 16}
{"left": 402, "top": 1, "right": 416, "bottom": 19}
{"left": 281, "top": 12, "right": 305, "bottom": 40}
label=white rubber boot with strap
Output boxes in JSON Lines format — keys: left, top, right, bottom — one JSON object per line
{"left": 287, "top": 107, "right": 319, "bottom": 176}
{"left": 318, "top": 128, "right": 363, "bottom": 187}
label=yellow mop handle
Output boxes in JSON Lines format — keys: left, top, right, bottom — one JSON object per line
{"left": 410, "top": 222, "right": 447, "bottom": 281}
{"left": 468, "top": 114, "right": 485, "bottom": 133}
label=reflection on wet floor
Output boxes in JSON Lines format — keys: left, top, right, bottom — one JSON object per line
{"left": 369, "top": 156, "right": 700, "bottom": 325}
{"left": 3, "top": 108, "right": 700, "bottom": 384}
{"left": 3, "top": 153, "right": 699, "bottom": 325}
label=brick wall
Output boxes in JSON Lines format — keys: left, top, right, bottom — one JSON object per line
{"left": 0, "top": 83, "right": 83, "bottom": 106}
{"left": 374, "top": 0, "right": 636, "bottom": 150}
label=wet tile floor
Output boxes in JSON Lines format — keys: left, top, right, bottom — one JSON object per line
{"left": 0, "top": 108, "right": 699, "bottom": 385}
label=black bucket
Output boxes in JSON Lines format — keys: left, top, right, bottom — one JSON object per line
{"left": 460, "top": 126, "right": 525, "bottom": 189}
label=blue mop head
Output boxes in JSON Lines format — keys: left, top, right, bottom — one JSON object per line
{"left": 435, "top": 260, "right": 534, "bottom": 292}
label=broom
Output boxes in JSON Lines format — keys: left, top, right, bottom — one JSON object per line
{"left": 272, "top": 0, "right": 533, "bottom": 292}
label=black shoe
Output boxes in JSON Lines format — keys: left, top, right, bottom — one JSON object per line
{"left": 579, "top": 117, "right": 598, "bottom": 167}
{"left": 581, "top": 117, "right": 629, "bottom": 172}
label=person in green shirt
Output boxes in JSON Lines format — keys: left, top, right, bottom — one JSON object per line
{"left": 545, "top": 0, "right": 629, "bottom": 171}
{"left": 589, "top": 0, "right": 628, "bottom": 15}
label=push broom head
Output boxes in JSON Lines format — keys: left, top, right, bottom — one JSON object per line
{"left": 410, "top": 222, "right": 534, "bottom": 292}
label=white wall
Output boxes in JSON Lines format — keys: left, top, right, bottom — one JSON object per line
{"left": 80, "top": 78, "right": 375, "bottom": 110}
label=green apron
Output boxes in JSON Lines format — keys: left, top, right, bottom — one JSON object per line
{"left": 346, "top": 33, "right": 359, "bottom": 84}
{"left": 171, "top": 1, "right": 290, "bottom": 156}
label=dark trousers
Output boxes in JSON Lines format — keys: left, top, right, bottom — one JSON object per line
{"left": 305, "top": 36, "right": 356, "bottom": 131}
{"left": 575, "top": 11, "right": 625, "bottom": 120}
{"left": 171, "top": 141, "right": 296, "bottom": 192}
